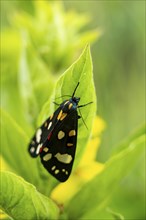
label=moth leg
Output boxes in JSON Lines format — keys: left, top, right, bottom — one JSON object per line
{"left": 78, "top": 108, "right": 88, "bottom": 129}
{"left": 53, "top": 101, "right": 60, "bottom": 106}
{"left": 78, "top": 101, "right": 93, "bottom": 108}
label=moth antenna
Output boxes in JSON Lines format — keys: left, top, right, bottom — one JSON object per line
{"left": 72, "top": 82, "right": 80, "bottom": 98}
{"left": 78, "top": 108, "right": 88, "bottom": 130}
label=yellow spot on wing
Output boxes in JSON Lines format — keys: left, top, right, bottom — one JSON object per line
{"left": 44, "top": 122, "right": 47, "bottom": 127}
{"left": 55, "top": 169, "right": 60, "bottom": 174}
{"left": 43, "top": 147, "right": 49, "bottom": 152}
{"left": 67, "top": 143, "right": 73, "bottom": 147}
{"left": 58, "top": 131, "right": 65, "bottom": 139}
{"left": 68, "top": 103, "right": 73, "bottom": 109}
{"left": 51, "top": 166, "right": 56, "bottom": 171}
{"left": 55, "top": 153, "right": 72, "bottom": 164}
{"left": 69, "top": 130, "right": 76, "bottom": 137}
{"left": 57, "top": 110, "right": 63, "bottom": 120}
{"left": 43, "top": 153, "right": 52, "bottom": 161}
{"left": 50, "top": 113, "right": 54, "bottom": 120}
{"left": 60, "top": 113, "right": 67, "bottom": 121}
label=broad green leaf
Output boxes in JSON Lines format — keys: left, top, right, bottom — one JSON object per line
{"left": 0, "top": 109, "right": 40, "bottom": 186}
{"left": 66, "top": 133, "right": 145, "bottom": 219}
{"left": 0, "top": 210, "right": 12, "bottom": 220}
{"left": 38, "top": 45, "right": 97, "bottom": 168}
{"left": 0, "top": 109, "right": 57, "bottom": 195}
{"left": 0, "top": 171, "right": 59, "bottom": 220}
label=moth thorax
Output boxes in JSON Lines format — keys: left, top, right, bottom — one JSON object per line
{"left": 71, "top": 97, "right": 80, "bottom": 106}
{"left": 63, "top": 102, "right": 73, "bottom": 112}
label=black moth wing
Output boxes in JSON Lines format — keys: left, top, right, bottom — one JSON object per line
{"left": 28, "top": 106, "right": 63, "bottom": 158}
{"left": 40, "top": 109, "right": 78, "bottom": 182}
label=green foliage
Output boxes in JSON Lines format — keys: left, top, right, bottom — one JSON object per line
{"left": 38, "top": 45, "right": 96, "bottom": 168}
{"left": 67, "top": 132, "right": 145, "bottom": 219}
{"left": 0, "top": 171, "right": 59, "bottom": 220}
{"left": 1, "top": 1, "right": 100, "bottom": 131}
{"left": 12, "top": 1, "right": 99, "bottom": 75}
{"left": 0, "top": 1, "right": 145, "bottom": 220}
{"left": 0, "top": 45, "right": 98, "bottom": 219}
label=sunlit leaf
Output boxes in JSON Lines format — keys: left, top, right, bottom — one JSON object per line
{"left": 0, "top": 109, "right": 40, "bottom": 185}
{"left": 0, "top": 171, "right": 59, "bottom": 220}
{"left": 38, "top": 45, "right": 97, "bottom": 168}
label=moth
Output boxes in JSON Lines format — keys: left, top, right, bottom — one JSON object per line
{"left": 28, "top": 82, "right": 92, "bottom": 182}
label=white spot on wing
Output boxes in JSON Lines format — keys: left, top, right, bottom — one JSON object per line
{"left": 30, "top": 147, "right": 35, "bottom": 153}
{"left": 31, "top": 140, "right": 35, "bottom": 145}
{"left": 55, "top": 153, "right": 72, "bottom": 164}
{"left": 36, "top": 143, "right": 43, "bottom": 155}
{"left": 48, "top": 122, "right": 52, "bottom": 130}
{"left": 36, "top": 129, "right": 42, "bottom": 143}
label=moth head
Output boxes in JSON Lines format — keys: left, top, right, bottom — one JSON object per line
{"left": 72, "top": 97, "right": 80, "bottom": 105}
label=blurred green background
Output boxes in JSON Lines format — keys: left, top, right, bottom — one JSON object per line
{"left": 1, "top": 0, "right": 145, "bottom": 160}
{"left": 1, "top": 1, "right": 145, "bottom": 219}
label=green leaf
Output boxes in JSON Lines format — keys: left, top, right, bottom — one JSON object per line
{"left": 106, "top": 208, "right": 124, "bottom": 220}
{"left": 0, "top": 209, "right": 12, "bottom": 220}
{"left": 0, "top": 109, "right": 40, "bottom": 186}
{"left": 0, "top": 171, "right": 59, "bottom": 220}
{"left": 66, "top": 133, "right": 145, "bottom": 219}
{"left": 38, "top": 45, "right": 97, "bottom": 168}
